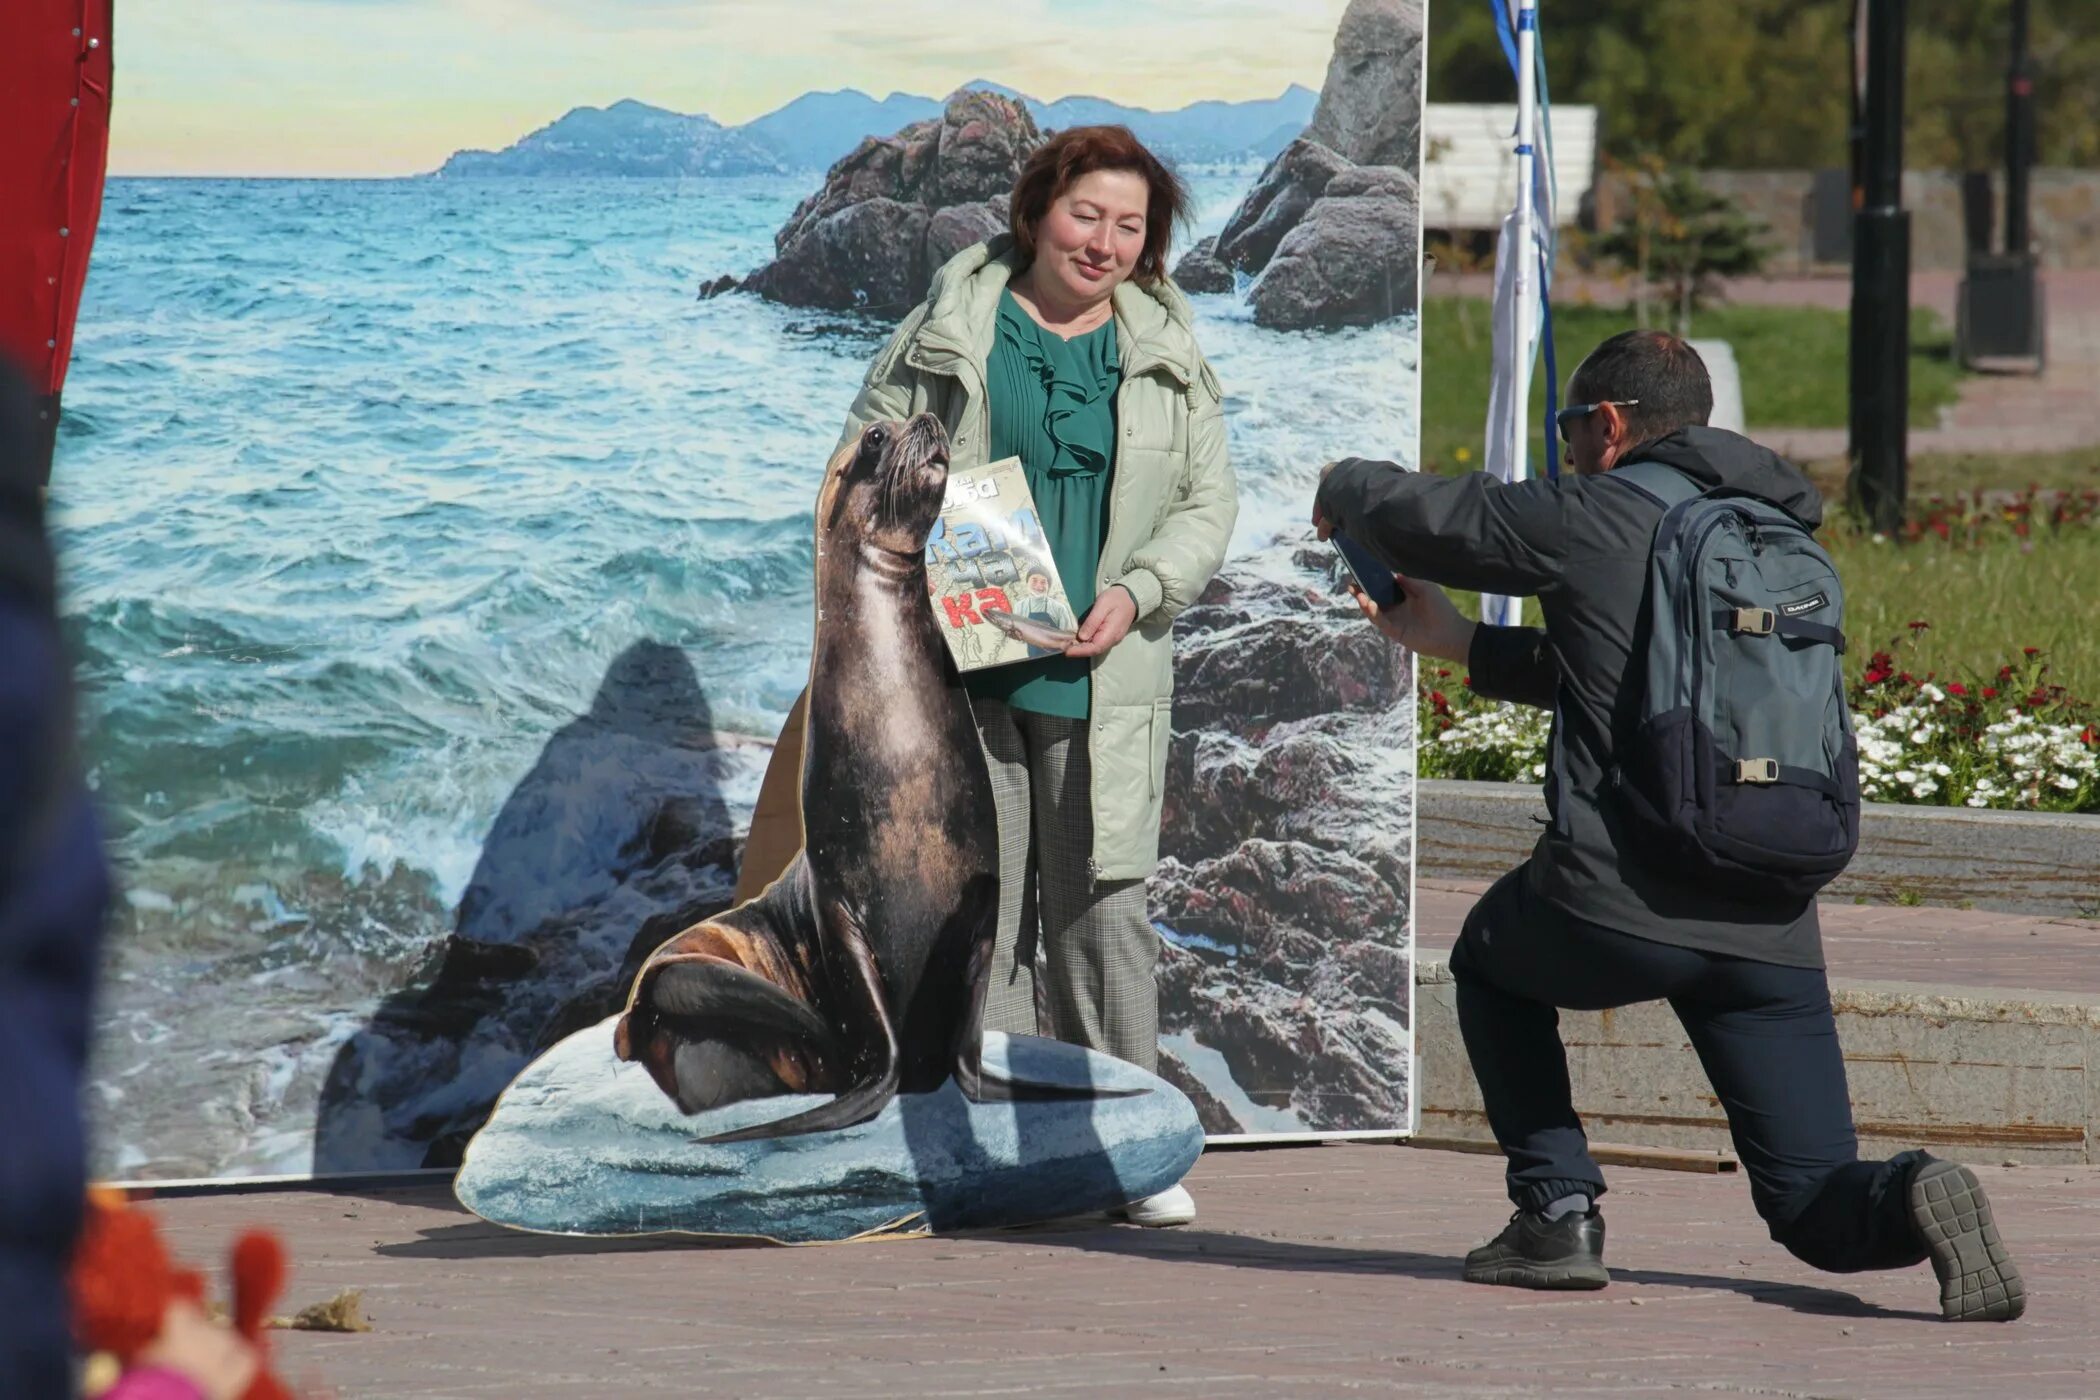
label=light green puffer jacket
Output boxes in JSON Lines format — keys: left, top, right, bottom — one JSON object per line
{"left": 835, "top": 235, "right": 1238, "bottom": 879}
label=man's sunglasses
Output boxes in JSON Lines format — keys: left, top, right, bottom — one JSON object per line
{"left": 1554, "top": 399, "right": 1639, "bottom": 442}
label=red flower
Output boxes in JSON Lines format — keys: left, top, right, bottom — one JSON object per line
{"left": 1947, "top": 683, "right": 1967, "bottom": 697}
{"left": 1862, "top": 666, "right": 1893, "bottom": 686}
{"left": 1897, "top": 672, "right": 1916, "bottom": 686}
{"left": 2082, "top": 727, "right": 2097, "bottom": 747}
{"left": 2023, "top": 647, "right": 2041, "bottom": 657}
{"left": 1982, "top": 687, "right": 1999, "bottom": 699}
{"left": 1461, "top": 675, "right": 1473, "bottom": 688}
{"left": 1906, "top": 620, "right": 1930, "bottom": 632}
{"left": 1436, "top": 668, "right": 1451, "bottom": 678}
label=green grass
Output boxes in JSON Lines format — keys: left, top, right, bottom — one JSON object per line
{"left": 1823, "top": 519, "right": 2100, "bottom": 700}
{"left": 1432, "top": 521, "right": 2100, "bottom": 703}
{"left": 1800, "top": 448, "right": 2100, "bottom": 501}
{"left": 1420, "top": 297, "right": 1964, "bottom": 476}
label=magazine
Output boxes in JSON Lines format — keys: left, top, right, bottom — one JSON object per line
{"left": 924, "top": 455, "right": 1080, "bottom": 672}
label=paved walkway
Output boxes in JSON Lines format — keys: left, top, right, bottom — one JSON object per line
{"left": 146, "top": 1146, "right": 2096, "bottom": 1398}
{"left": 1426, "top": 269, "right": 2100, "bottom": 459}
{"left": 1415, "top": 880, "right": 2100, "bottom": 996}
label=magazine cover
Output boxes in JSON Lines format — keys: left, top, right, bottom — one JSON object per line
{"left": 925, "top": 455, "right": 1079, "bottom": 671}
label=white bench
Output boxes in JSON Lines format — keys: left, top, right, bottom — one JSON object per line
{"left": 1421, "top": 102, "right": 1598, "bottom": 232}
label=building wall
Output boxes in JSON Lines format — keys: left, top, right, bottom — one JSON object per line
{"left": 1582, "top": 168, "right": 2100, "bottom": 271}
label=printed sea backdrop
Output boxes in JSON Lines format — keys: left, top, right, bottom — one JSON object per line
{"left": 57, "top": 163, "right": 1419, "bottom": 1179}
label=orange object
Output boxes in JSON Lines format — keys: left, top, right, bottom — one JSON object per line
{"left": 69, "top": 1189, "right": 297, "bottom": 1400}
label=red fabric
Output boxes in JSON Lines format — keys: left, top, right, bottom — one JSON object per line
{"left": 69, "top": 1195, "right": 207, "bottom": 1366}
{"left": 70, "top": 1193, "right": 302, "bottom": 1400}
{"left": 0, "top": 0, "right": 113, "bottom": 394}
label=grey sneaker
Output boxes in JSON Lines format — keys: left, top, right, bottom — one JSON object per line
{"left": 1909, "top": 1157, "right": 2026, "bottom": 1322}
{"left": 1463, "top": 1207, "right": 1610, "bottom": 1290}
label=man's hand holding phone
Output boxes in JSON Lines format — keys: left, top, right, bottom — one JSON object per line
{"left": 1314, "top": 461, "right": 1476, "bottom": 664}
{"left": 1346, "top": 566, "right": 1474, "bottom": 663}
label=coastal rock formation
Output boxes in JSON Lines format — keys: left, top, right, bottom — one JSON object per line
{"left": 1149, "top": 538, "right": 1416, "bottom": 1134}
{"left": 1205, "top": 0, "right": 1426, "bottom": 329}
{"left": 734, "top": 91, "right": 1041, "bottom": 312}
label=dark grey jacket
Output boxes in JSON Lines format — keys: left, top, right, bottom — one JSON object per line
{"left": 1317, "top": 427, "right": 1829, "bottom": 968}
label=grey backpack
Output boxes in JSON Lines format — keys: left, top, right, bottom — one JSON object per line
{"left": 1602, "top": 461, "right": 1861, "bottom": 901}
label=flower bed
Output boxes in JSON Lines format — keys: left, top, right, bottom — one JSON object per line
{"left": 1417, "top": 631, "right": 2100, "bottom": 814}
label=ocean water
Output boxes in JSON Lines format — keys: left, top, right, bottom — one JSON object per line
{"left": 54, "top": 173, "right": 1418, "bottom": 1178}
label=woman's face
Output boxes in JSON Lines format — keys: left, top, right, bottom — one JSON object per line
{"left": 1030, "top": 168, "right": 1150, "bottom": 307}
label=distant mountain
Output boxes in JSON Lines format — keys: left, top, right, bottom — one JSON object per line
{"left": 741, "top": 90, "right": 942, "bottom": 171}
{"left": 1069, "top": 88, "right": 1321, "bottom": 164}
{"left": 437, "top": 99, "right": 786, "bottom": 178}
{"left": 435, "top": 84, "right": 1318, "bottom": 178}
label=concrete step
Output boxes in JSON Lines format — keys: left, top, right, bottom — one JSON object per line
{"left": 1418, "top": 777, "right": 2100, "bottom": 919}
{"left": 1414, "top": 880, "right": 2100, "bottom": 1166}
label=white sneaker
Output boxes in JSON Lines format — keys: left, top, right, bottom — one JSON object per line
{"left": 1119, "top": 1184, "right": 1195, "bottom": 1228}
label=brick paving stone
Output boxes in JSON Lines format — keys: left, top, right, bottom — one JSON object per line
{"left": 140, "top": 1144, "right": 2099, "bottom": 1399}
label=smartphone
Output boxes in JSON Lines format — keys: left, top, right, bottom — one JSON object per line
{"left": 1332, "top": 531, "right": 1401, "bottom": 609}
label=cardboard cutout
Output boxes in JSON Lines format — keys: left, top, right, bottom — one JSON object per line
{"left": 456, "top": 421, "right": 1204, "bottom": 1239}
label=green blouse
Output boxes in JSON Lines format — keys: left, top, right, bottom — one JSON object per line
{"left": 963, "top": 287, "right": 1122, "bottom": 720}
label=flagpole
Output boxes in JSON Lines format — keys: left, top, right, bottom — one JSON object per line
{"left": 1486, "top": 0, "right": 1553, "bottom": 625}
{"left": 1510, "top": 0, "right": 1538, "bottom": 496}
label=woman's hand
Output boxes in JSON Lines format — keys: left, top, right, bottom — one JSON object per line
{"left": 1064, "top": 585, "right": 1138, "bottom": 658}
{"left": 1350, "top": 572, "right": 1477, "bottom": 664}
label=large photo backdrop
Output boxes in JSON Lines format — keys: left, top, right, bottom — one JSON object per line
{"left": 59, "top": 0, "right": 1424, "bottom": 1181}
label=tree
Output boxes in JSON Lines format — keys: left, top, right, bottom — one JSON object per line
{"left": 1427, "top": 0, "right": 2100, "bottom": 171}
{"left": 1592, "top": 160, "right": 1770, "bottom": 337}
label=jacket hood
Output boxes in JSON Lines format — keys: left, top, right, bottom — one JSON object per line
{"left": 1630, "top": 426, "right": 1825, "bottom": 529}
{"left": 917, "top": 235, "right": 1202, "bottom": 384}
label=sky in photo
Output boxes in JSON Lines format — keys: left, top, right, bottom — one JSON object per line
{"left": 116, "top": 0, "right": 1350, "bottom": 177}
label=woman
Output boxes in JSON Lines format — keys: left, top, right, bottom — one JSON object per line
{"left": 837, "top": 125, "right": 1237, "bottom": 1226}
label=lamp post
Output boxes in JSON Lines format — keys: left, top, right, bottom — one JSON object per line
{"left": 1847, "top": 0, "right": 1910, "bottom": 535}
{"left": 2005, "top": 0, "right": 2035, "bottom": 256}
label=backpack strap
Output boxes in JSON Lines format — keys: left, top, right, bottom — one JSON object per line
{"left": 1604, "top": 459, "right": 1706, "bottom": 511}
{"left": 1710, "top": 606, "right": 1848, "bottom": 652}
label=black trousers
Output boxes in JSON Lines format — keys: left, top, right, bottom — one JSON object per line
{"left": 1449, "top": 869, "right": 1930, "bottom": 1273}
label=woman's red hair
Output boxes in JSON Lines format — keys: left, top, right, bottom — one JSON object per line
{"left": 1008, "top": 125, "right": 1190, "bottom": 285}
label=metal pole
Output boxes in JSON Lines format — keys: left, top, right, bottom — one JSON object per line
{"left": 2005, "top": 0, "right": 2034, "bottom": 255}
{"left": 1847, "top": 0, "right": 1910, "bottom": 534}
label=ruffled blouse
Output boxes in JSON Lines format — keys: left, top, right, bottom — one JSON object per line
{"left": 961, "top": 288, "right": 1123, "bottom": 720}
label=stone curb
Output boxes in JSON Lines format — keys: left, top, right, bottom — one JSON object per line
{"left": 1416, "top": 956, "right": 2100, "bottom": 1165}
{"left": 1418, "top": 777, "right": 2100, "bottom": 918}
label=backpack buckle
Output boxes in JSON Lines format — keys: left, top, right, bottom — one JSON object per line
{"left": 1733, "top": 758, "right": 1780, "bottom": 784}
{"left": 1732, "top": 607, "right": 1777, "bottom": 636}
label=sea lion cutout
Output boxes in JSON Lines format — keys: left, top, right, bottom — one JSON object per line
{"left": 613, "top": 414, "right": 1135, "bottom": 1142}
